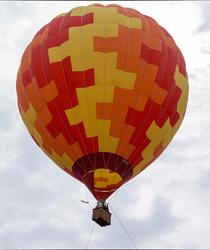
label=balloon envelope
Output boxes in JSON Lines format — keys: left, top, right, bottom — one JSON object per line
{"left": 16, "top": 4, "right": 189, "bottom": 200}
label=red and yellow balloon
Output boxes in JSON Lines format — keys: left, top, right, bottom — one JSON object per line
{"left": 16, "top": 4, "right": 189, "bottom": 200}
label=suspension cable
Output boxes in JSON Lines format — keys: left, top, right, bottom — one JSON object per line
{"left": 110, "top": 206, "right": 139, "bottom": 249}
{"left": 85, "top": 222, "right": 95, "bottom": 249}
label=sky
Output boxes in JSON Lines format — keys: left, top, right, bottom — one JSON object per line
{"left": 0, "top": 1, "right": 210, "bottom": 249}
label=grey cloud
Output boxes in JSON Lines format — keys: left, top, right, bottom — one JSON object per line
{"left": 0, "top": 95, "right": 17, "bottom": 132}
{"left": 196, "top": 168, "right": 210, "bottom": 204}
{"left": 0, "top": 2, "right": 34, "bottom": 18}
{"left": 194, "top": 2, "right": 210, "bottom": 34}
{"left": 201, "top": 47, "right": 210, "bottom": 55}
{"left": 88, "top": 195, "right": 185, "bottom": 249}
{"left": 0, "top": 146, "right": 89, "bottom": 248}
{"left": 0, "top": 119, "right": 93, "bottom": 248}
{"left": 182, "top": 241, "right": 201, "bottom": 249}
{"left": 0, "top": 197, "right": 88, "bottom": 248}
{"left": 0, "top": 127, "right": 188, "bottom": 249}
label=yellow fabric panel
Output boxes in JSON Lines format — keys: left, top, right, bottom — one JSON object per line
{"left": 20, "top": 104, "right": 43, "bottom": 147}
{"left": 170, "top": 66, "right": 189, "bottom": 137}
{"left": 174, "top": 65, "right": 189, "bottom": 116}
{"left": 70, "top": 5, "right": 142, "bottom": 28}
{"left": 96, "top": 120, "right": 119, "bottom": 152}
{"left": 62, "top": 152, "right": 74, "bottom": 170}
{"left": 21, "top": 104, "right": 74, "bottom": 171}
{"left": 48, "top": 40, "right": 71, "bottom": 62}
{"left": 45, "top": 150, "right": 74, "bottom": 171}
{"left": 65, "top": 85, "right": 120, "bottom": 152}
{"left": 132, "top": 66, "right": 188, "bottom": 177}
{"left": 21, "top": 103, "right": 36, "bottom": 127}
{"left": 94, "top": 168, "right": 122, "bottom": 188}
{"left": 48, "top": 21, "right": 136, "bottom": 88}
{"left": 48, "top": 150, "right": 63, "bottom": 169}
{"left": 48, "top": 25, "right": 118, "bottom": 65}
{"left": 65, "top": 105, "right": 81, "bottom": 125}
{"left": 49, "top": 17, "right": 137, "bottom": 153}
{"left": 65, "top": 86, "right": 115, "bottom": 125}
{"left": 115, "top": 69, "right": 136, "bottom": 89}
{"left": 133, "top": 119, "right": 172, "bottom": 176}
{"left": 84, "top": 86, "right": 114, "bottom": 103}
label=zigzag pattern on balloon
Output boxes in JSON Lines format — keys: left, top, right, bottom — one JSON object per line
{"left": 16, "top": 4, "right": 188, "bottom": 200}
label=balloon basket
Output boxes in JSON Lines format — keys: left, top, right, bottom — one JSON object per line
{"left": 92, "top": 202, "right": 112, "bottom": 227}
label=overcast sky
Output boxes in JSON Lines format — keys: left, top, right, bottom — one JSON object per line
{"left": 0, "top": 1, "right": 210, "bottom": 249}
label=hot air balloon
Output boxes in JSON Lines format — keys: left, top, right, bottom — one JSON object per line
{"left": 16, "top": 4, "right": 189, "bottom": 226}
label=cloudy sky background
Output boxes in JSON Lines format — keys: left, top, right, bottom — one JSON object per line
{"left": 0, "top": 1, "right": 210, "bottom": 248}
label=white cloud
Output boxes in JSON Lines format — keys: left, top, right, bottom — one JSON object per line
{"left": 0, "top": 1, "right": 210, "bottom": 248}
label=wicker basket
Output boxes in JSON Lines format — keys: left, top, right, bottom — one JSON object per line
{"left": 92, "top": 207, "right": 112, "bottom": 226}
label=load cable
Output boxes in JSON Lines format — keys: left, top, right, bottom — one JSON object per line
{"left": 110, "top": 205, "right": 139, "bottom": 249}
{"left": 84, "top": 222, "right": 95, "bottom": 249}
